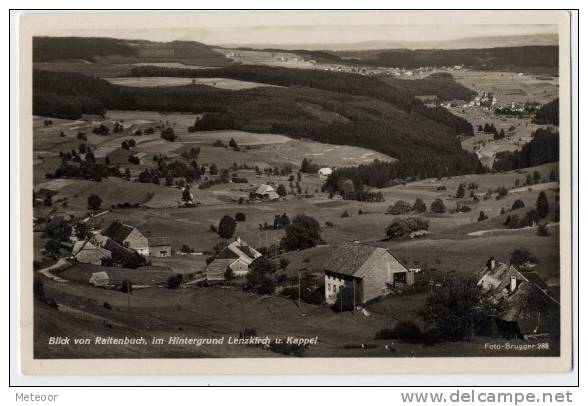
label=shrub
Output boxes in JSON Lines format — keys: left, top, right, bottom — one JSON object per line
{"left": 218, "top": 215, "right": 236, "bottom": 238}
{"left": 279, "top": 258, "right": 290, "bottom": 269}
{"left": 536, "top": 191, "right": 550, "bottom": 218}
{"left": 280, "top": 215, "right": 324, "bottom": 251}
{"left": 161, "top": 127, "right": 177, "bottom": 142}
{"left": 385, "top": 217, "right": 429, "bottom": 239}
{"left": 235, "top": 212, "right": 246, "bottom": 222}
{"left": 375, "top": 321, "right": 422, "bottom": 343}
{"left": 325, "top": 221, "right": 334, "bottom": 227}
{"left": 430, "top": 198, "right": 446, "bottom": 214}
{"left": 388, "top": 200, "right": 412, "bottom": 215}
{"left": 455, "top": 183, "right": 465, "bottom": 198}
{"left": 87, "top": 193, "right": 102, "bottom": 210}
{"left": 341, "top": 210, "right": 350, "bottom": 218}
{"left": 512, "top": 199, "right": 525, "bottom": 210}
{"left": 103, "top": 302, "right": 112, "bottom": 310}
{"left": 246, "top": 257, "right": 278, "bottom": 294}
{"left": 436, "top": 185, "right": 447, "bottom": 191}
{"left": 510, "top": 247, "right": 538, "bottom": 266}
{"left": 166, "top": 274, "right": 183, "bottom": 289}
{"left": 477, "top": 211, "right": 488, "bottom": 222}
{"left": 496, "top": 186, "right": 509, "bottom": 200}
{"left": 537, "top": 223, "right": 550, "bottom": 236}
{"left": 33, "top": 276, "right": 45, "bottom": 301}
{"left": 412, "top": 198, "right": 427, "bottom": 213}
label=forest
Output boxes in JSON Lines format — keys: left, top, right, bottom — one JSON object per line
{"left": 128, "top": 65, "right": 474, "bottom": 136}
{"left": 336, "top": 46, "right": 559, "bottom": 73}
{"left": 378, "top": 72, "right": 476, "bottom": 101}
{"left": 33, "top": 36, "right": 138, "bottom": 62}
{"left": 534, "top": 98, "right": 559, "bottom": 125}
{"left": 492, "top": 128, "right": 560, "bottom": 172}
{"left": 33, "top": 69, "right": 486, "bottom": 182}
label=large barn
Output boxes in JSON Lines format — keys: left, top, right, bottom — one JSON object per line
{"left": 323, "top": 243, "right": 414, "bottom": 305}
{"left": 103, "top": 221, "right": 149, "bottom": 256}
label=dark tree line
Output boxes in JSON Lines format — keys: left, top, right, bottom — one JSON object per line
{"left": 33, "top": 69, "right": 477, "bottom": 167}
{"left": 493, "top": 128, "right": 559, "bottom": 172}
{"left": 534, "top": 98, "right": 559, "bottom": 125}
{"left": 130, "top": 64, "right": 474, "bottom": 135}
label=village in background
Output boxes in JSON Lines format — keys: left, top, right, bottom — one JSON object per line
{"left": 32, "top": 33, "right": 561, "bottom": 358}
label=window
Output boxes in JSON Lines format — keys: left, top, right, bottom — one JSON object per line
{"left": 394, "top": 272, "right": 407, "bottom": 284}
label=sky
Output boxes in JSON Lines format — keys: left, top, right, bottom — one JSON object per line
{"left": 37, "top": 11, "right": 560, "bottom": 49}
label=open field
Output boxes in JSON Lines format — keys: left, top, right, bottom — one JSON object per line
{"left": 215, "top": 48, "right": 317, "bottom": 69}
{"left": 33, "top": 101, "right": 561, "bottom": 359}
{"left": 35, "top": 278, "right": 559, "bottom": 358}
{"left": 452, "top": 106, "right": 557, "bottom": 168}
{"left": 105, "top": 76, "right": 280, "bottom": 90}
{"left": 452, "top": 70, "right": 559, "bottom": 105}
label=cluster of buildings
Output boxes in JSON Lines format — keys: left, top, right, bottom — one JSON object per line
{"left": 71, "top": 219, "right": 172, "bottom": 266}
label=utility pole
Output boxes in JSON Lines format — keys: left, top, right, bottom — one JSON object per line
{"left": 127, "top": 284, "right": 131, "bottom": 311}
{"left": 340, "top": 286, "right": 343, "bottom": 313}
{"left": 352, "top": 279, "right": 356, "bottom": 313}
{"left": 298, "top": 270, "right": 301, "bottom": 310}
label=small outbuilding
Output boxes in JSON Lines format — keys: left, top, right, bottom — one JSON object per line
{"left": 318, "top": 167, "right": 332, "bottom": 180}
{"left": 149, "top": 237, "right": 172, "bottom": 257}
{"left": 89, "top": 271, "right": 110, "bottom": 287}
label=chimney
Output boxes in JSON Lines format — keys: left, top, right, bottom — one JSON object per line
{"left": 486, "top": 256, "right": 495, "bottom": 270}
{"left": 510, "top": 276, "right": 517, "bottom": 292}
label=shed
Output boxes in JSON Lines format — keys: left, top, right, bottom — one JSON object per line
{"left": 149, "top": 237, "right": 172, "bottom": 257}
{"left": 89, "top": 271, "right": 110, "bottom": 287}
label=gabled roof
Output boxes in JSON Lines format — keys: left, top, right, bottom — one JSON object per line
{"left": 103, "top": 221, "right": 136, "bottom": 243}
{"left": 90, "top": 271, "right": 109, "bottom": 281}
{"left": 255, "top": 184, "right": 275, "bottom": 195}
{"left": 149, "top": 237, "right": 171, "bottom": 247}
{"left": 72, "top": 239, "right": 111, "bottom": 259}
{"left": 477, "top": 262, "right": 559, "bottom": 324}
{"left": 102, "top": 237, "right": 138, "bottom": 259}
{"left": 323, "top": 243, "right": 405, "bottom": 278}
{"left": 216, "top": 247, "right": 240, "bottom": 260}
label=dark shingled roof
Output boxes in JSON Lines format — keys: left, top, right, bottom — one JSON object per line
{"left": 236, "top": 245, "right": 255, "bottom": 259}
{"left": 149, "top": 237, "right": 171, "bottom": 247}
{"left": 521, "top": 271, "right": 549, "bottom": 290}
{"left": 103, "top": 221, "right": 135, "bottom": 243}
{"left": 323, "top": 243, "right": 393, "bottom": 278}
{"left": 216, "top": 247, "right": 240, "bottom": 260}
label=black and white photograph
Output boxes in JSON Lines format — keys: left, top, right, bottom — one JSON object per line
{"left": 14, "top": 9, "right": 574, "bottom": 376}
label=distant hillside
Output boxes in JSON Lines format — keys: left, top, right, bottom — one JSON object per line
{"left": 33, "top": 36, "right": 232, "bottom": 66}
{"left": 493, "top": 128, "right": 559, "bottom": 172}
{"left": 129, "top": 64, "right": 474, "bottom": 135}
{"left": 337, "top": 46, "right": 559, "bottom": 74}
{"left": 33, "top": 37, "right": 137, "bottom": 62}
{"left": 379, "top": 72, "right": 477, "bottom": 101}
{"left": 33, "top": 69, "right": 483, "bottom": 179}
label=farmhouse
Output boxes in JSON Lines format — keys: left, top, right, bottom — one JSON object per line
{"left": 89, "top": 271, "right": 109, "bottom": 287}
{"left": 477, "top": 259, "right": 560, "bottom": 340}
{"left": 318, "top": 167, "right": 332, "bottom": 180}
{"left": 149, "top": 237, "right": 172, "bottom": 257}
{"left": 323, "top": 243, "right": 414, "bottom": 305}
{"left": 71, "top": 239, "right": 111, "bottom": 265}
{"left": 103, "top": 221, "right": 149, "bottom": 256}
{"left": 255, "top": 184, "right": 280, "bottom": 201}
{"left": 206, "top": 237, "right": 262, "bottom": 281}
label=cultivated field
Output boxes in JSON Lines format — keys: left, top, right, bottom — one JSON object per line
{"left": 452, "top": 70, "right": 559, "bottom": 105}
{"left": 105, "top": 76, "right": 280, "bottom": 90}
